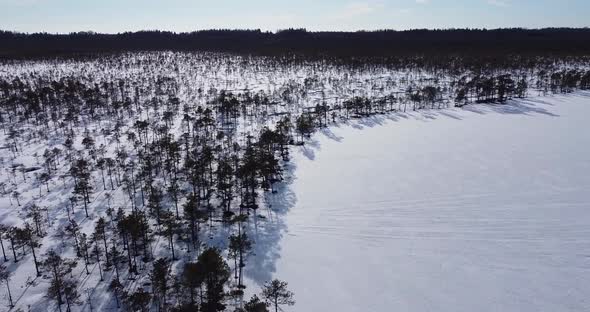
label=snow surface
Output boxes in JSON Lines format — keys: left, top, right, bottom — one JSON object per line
{"left": 253, "top": 93, "right": 590, "bottom": 312}
{"left": 1, "top": 78, "right": 589, "bottom": 311}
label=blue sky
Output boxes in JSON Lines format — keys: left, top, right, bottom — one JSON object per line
{"left": 1, "top": 0, "right": 588, "bottom": 33}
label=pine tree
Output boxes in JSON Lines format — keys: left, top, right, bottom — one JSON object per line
{"left": 216, "top": 155, "right": 235, "bottom": 213}
{"left": 229, "top": 233, "right": 252, "bottom": 287}
{"left": 82, "top": 135, "right": 95, "bottom": 150}
{"left": 7, "top": 227, "right": 18, "bottom": 262}
{"left": 244, "top": 295, "right": 269, "bottom": 312}
{"left": 183, "top": 194, "right": 206, "bottom": 250}
{"left": 167, "top": 180, "right": 181, "bottom": 218}
{"left": 151, "top": 258, "right": 170, "bottom": 310}
{"left": 25, "top": 203, "right": 44, "bottom": 236}
{"left": 161, "top": 211, "right": 179, "bottom": 260}
{"left": 94, "top": 217, "right": 110, "bottom": 266}
{"left": 0, "top": 264, "right": 13, "bottom": 308}
{"left": 0, "top": 225, "right": 8, "bottom": 262}
{"left": 295, "top": 114, "right": 315, "bottom": 143}
{"left": 110, "top": 241, "right": 123, "bottom": 281}
{"left": 96, "top": 158, "right": 107, "bottom": 190}
{"left": 148, "top": 186, "right": 164, "bottom": 226}
{"left": 22, "top": 223, "right": 41, "bottom": 276}
{"left": 198, "top": 247, "right": 230, "bottom": 312}
{"left": 125, "top": 288, "right": 151, "bottom": 312}
{"left": 43, "top": 250, "right": 78, "bottom": 312}
{"left": 182, "top": 261, "right": 205, "bottom": 307}
{"left": 79, "top": 233, "right": 91, "bottom": 275}
{"left": 108, "top": 278, "right": 123, "bottom": 308}
{"left": 64, "top": 220, "right": 81, "bottom": 256}
{"left": 261, "top": 279, "right": 295, "bottom": 312}
{"left": 238, "top": 144, "right": 259, "bottom": 209}
{"left": 91, "top": 235, "right": 104, "bottom": 281}
{"left": 63, "top": 279, "right": 81, "bottom": 312}
{"left": 71, "top": 158, "right": 93, "bottom": 217}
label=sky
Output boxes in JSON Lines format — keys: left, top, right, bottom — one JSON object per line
{"left": 0, "top": 0, "right": 588, "bottom": 33}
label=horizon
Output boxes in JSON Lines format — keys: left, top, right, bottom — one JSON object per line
{"left": 3, "top": 26, "right": 590, "bottom": 36}
{"left": 1, "top": 0, "right": 588, "bottom": 34}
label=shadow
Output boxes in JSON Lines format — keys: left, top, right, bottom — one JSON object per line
{"left": 460, "top": 97, "right": 560, "bottom": 117}
{"left": 437, "top": 111, "right": 463, "bottom": 120}
{"left": 294, "top": 94, "right": 566, "bottom": 170}
{"left": 299, "top": 137, "right": 321, "bottom": 161}
{"left": 319, "top": 128, "right": 343, "bottom": 143}
{"left": 461, "top": 105, "right": 487, "bottom": 115}
{"left": 242, "top": 161, "right": 298, "bottom": 284}
{"left": 350, "top": 123, "right": 364, "bottom": 130}
{"left": 199, "top": 161, "right": 298, "bottom": 287}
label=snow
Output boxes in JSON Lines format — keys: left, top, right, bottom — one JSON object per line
{"left": 0, "top": 51, "right": 589, "bottom": 311}
{"left": 256, "top": 93, "right": 590, "bottom": 312}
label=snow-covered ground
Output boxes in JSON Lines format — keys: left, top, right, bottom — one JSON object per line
{"left": 258, "top": 92, "right": 590, "bottom": 312}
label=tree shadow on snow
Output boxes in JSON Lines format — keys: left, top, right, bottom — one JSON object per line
{"left": 299, "top": 137, "right": 321, "bottom": 161}
{"left": 292, "top": 95, "right": 566, "bottom": 168}
{"left": 242, "top": 161, "right": 298, "bottom": 285}
{"left": 461, "top": 97, "right": 560, "bottom": 117}
{"left": 198, "top": 161, "right": 298, "bottom": 287}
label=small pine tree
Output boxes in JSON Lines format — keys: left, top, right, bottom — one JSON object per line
{"left": 151, "top": 258, "right": 170, "bottom": 310}
{"left": 43, "top": 250, "right": 78, "bottom": 312}
{"left": 125, "top": 288, "right": 151, "bottom": 312}
{"left": 229, "top": 233, "right": 252, "bottom": 287}
{"left": 0, "top": 264, "right": 14, "bottom": 308}
{"left": 198, "top": 247, "right": 230, "bottom": 312}
{"left": 244, "top": 294, "right": 269, "bottom": 312}
{"left": 182, "top": 261, "right": 204, "bottom": 307}
{"left": 261, "top": 279, "right": 295, "bottom": 312}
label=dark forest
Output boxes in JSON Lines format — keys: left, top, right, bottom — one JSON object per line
{"left": 1, "top": 28, "right": 590, "bottom": 59}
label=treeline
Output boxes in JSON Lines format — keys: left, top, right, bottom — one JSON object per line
{"left": 2, "top": 28, "right": 590, "bottom": 59}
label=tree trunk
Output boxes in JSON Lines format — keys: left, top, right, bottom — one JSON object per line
{"left": 83, "top": 196, "right": 89, "bottom": 218}
{"left": 238, "top": 249, "right": 243, "bottom": 286}
{"left": 103, "top": 236, "right": 110, "bottom": 266}
{"left": 30, "top": 241, "right": 40, "bottom": 276}
{"left": 114, "top": 289, "right": 120, "bottom": 308}
{"left": 6, "top": 279, "right": 13, "bottom": 308}
{"left": 0, "top": 238, "right": 7, "bottom": 261}
{"left": 9, "top": 236, "right": 17, "bottom": 262}
{"left": 95, "top": 247, "right": 103, "bottom": 281}
{"left": 101, "top": 169, "right": 106, "bottom": 190}
{"left": 169, "top": 233, "right": 175, "bottom": 260}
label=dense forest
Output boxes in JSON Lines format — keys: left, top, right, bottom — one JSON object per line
{"left": 2, "top": 28, "right": 590, "bottom": 59}
{"left": 0, "top": 29, "right": 590, "bottom": 312}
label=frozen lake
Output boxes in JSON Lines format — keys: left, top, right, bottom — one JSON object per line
{"left": 256, "top": 93, "right": 590, "bottom": 312}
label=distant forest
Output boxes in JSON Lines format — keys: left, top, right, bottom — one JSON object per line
{"left": 1, "top": 28, "right": 590, "bottom": 59}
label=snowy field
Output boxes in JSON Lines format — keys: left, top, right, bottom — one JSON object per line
{"left": 259, "top": 92, "right": 590, "bottom": 312}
